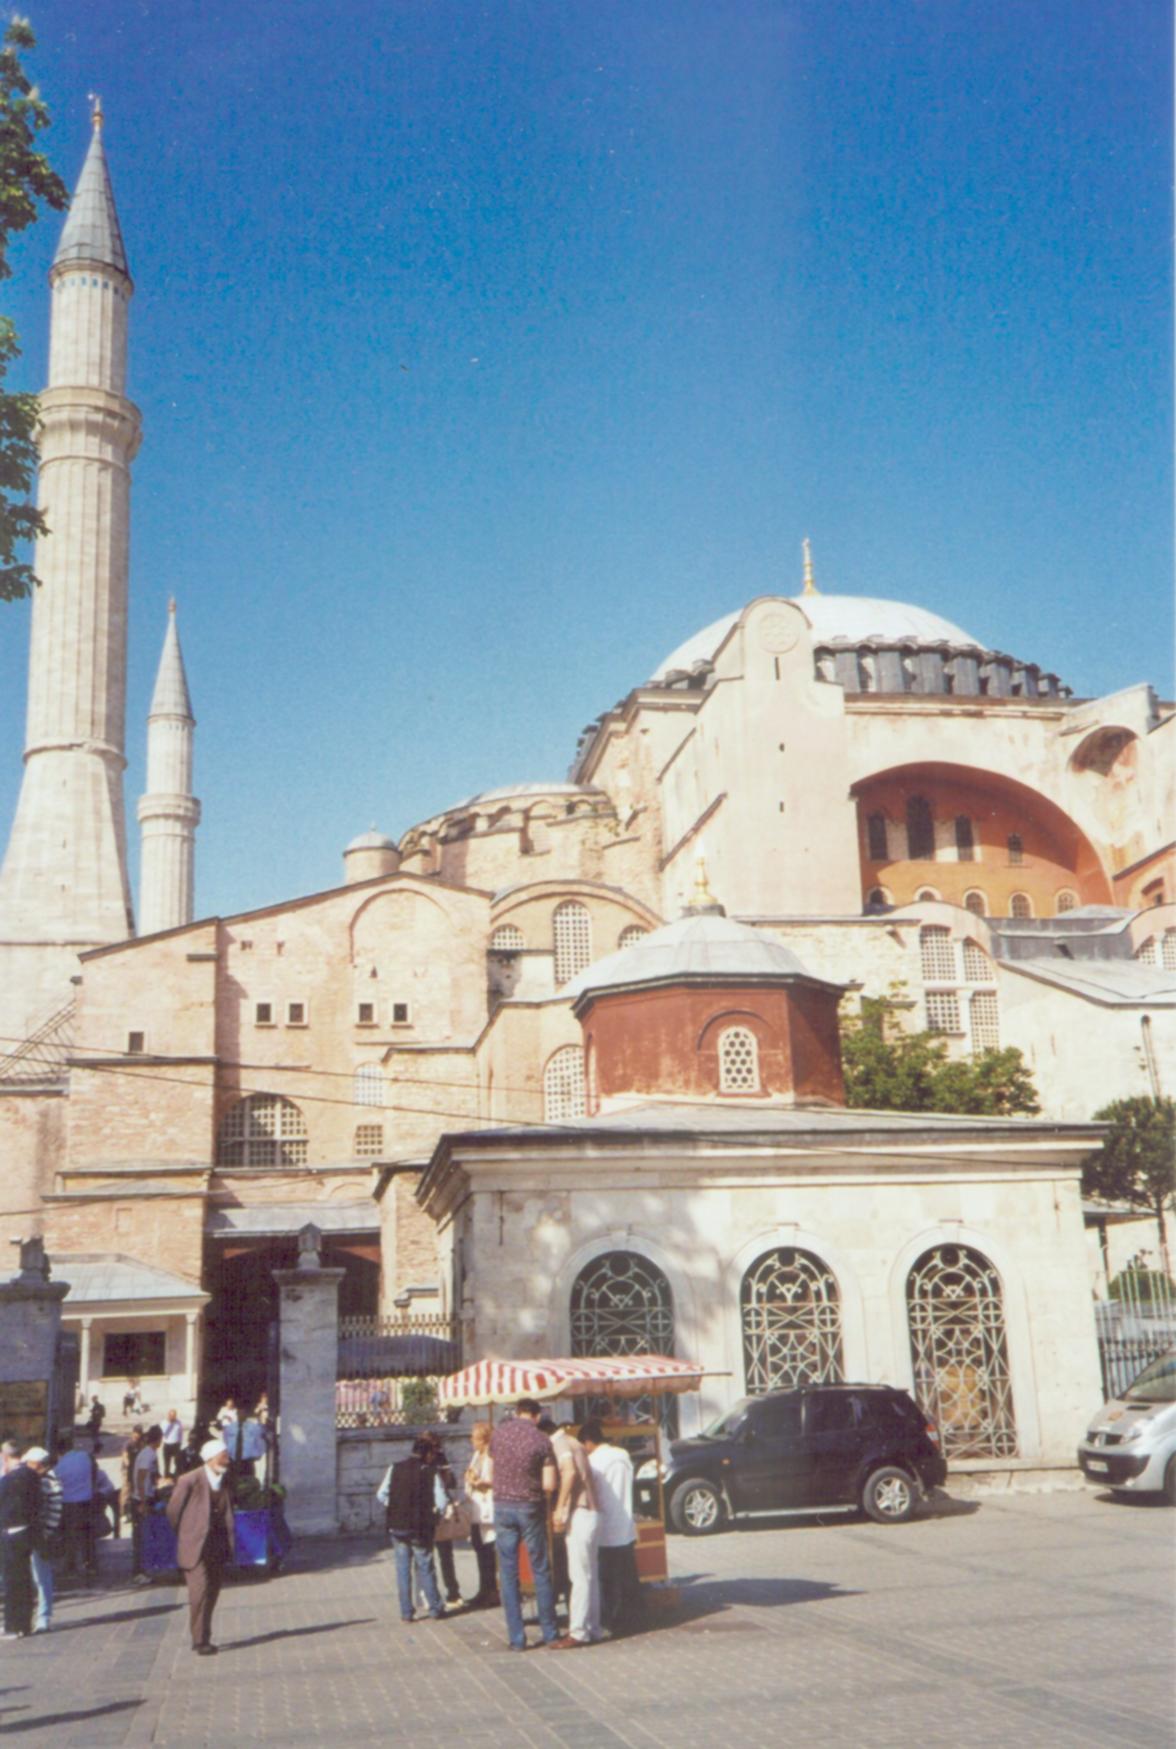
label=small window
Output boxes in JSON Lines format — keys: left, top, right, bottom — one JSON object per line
{"left": 954, "top": 816, "right": 975, "bottom": 862}
{"left": 491, "top": 925, "right": 524, "bottom": 955}
{"left": 926, "top": 990, "right": 962, "bottom": 1033}
{"left": 962, "top": 940, "right": 993, "bottom": 983}
{"left": 103, "top": 1331, "right": 166, "bottom": 1377}
{"left": 356, "top": 1001, "right": 376, "bottom": 1025}
{"left": 915, "top": 887, "right": 940, "bottom": 902}
{"left": 286, "top": 1000, "right": 307, "bottom": 1026}
{"left": 544, "top": 1046, "right": 586, "bottom": 1122}
{"left": 1007, "top": 834, "right": 1024, "bottom": 866}
{"left": 964, "top": 890, "right": 987, "bottom": 916}
{"left": 553, "top": 901, "right": 593, "bottom": 986}
{"left": 127, "top": 1031, "right": 145, "bottom": 1055}
{"left": 391, "top": 1001, "right": 411, "bottom": 1025}
{"left": 866, "top": 887, "right": 891, "bottom": 909}
{"left": 1136, "top": 937, "right": 1159, "bottom": 965}
{"left": 867, "top": 812, "right": 889, "bottom": 862}
{"left": 1009, "top": 893, "right": 1032, "bottom": 919}
{"left": 354, "top": 1123, "right": 384, "bottom": 1158}
{"left": 239, "top": 939, "right": 253, "bottom": 952}
{"left": 1055, "top": 890, "right": 1077, "bottom": 915}
{"left": 719, "top": 1026, "right": 760, "bottom": 1094}
{"left": 970, "top": 990, "right": 1000, "bottom": 1052}
{"left": 920, "top": 927, "right": 956, "bottom": 981}
{"left": 906, "top": 796, "right": 935, "bottom": 861}
{"left": 254, "top": 1001, "right": 274, "bottom": 1026}
{"left": 353, "top": 1063, "right": 384, "bottom": 1107}
{"left": 1164, "top": 931, "right": 1176, "bottom": 972}
{"left": 618, "top": 925, "right": 647, "bottom": 950}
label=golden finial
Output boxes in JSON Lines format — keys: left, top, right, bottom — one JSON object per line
{"left": 90, "top": 94, "right": 104, "bottom": 132}
{"left": 802, "top": 536, "right": 819, "bottom": 597}
{"left": 692, "top": 848, "right": 713, "bottom": 909}
{"left": 168, "top": 596, "right": 176, "bottom": 616}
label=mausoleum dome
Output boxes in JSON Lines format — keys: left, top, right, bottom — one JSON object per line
{"left": 566, "top": 910, "right": 826, "bottom": 1004}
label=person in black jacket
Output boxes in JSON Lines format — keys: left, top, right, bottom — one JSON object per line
{"left": 384, "top": 1438, "right": 447, "bottom": 1624}
{"left": 0, "top": 1441, "right": 41, "bottom": 1639}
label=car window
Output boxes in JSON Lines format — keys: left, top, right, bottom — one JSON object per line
{"left": 751, "top": 1399, "right": 802, "bottom": 1439}
{"left": 807, "top": 1394, "right": 862, "bottom": 1434}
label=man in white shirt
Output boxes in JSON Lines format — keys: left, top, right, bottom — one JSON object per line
{"left": 161, "top": 1410, "right": 184, "bottom": 1479}
{"left": 581, "top": 1420, "right": 643, "bottom": 1638}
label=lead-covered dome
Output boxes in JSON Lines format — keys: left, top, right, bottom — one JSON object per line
{"left": 566, "top": 911, "right": 834, "bottom": 1005}
{"left": 653, "top": 595, "right": 977, "bottom": 681}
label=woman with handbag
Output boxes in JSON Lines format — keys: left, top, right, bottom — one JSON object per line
{"left": 464, "top": 1421, "right": 499, "bottom": 1609}
{"left": 423, "top": 1435, "right": 469, "bottom": 1609}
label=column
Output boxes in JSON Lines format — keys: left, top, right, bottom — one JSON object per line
{"left": 79, "top": 1317, "right": 93, "bottom": 1402}
{"left": 272, "top": 1225, "right": 344, "bottom": 1537}
{"left": 184, "top": 1311, "right": 198, "bottom": 1407}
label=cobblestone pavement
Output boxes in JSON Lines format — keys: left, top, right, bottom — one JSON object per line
{"left": 0, "top": 1489, "right": 1171, "bottom": 1747}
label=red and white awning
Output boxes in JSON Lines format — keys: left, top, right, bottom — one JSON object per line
{"left": 438, "top": 1354, "right": 704, "bottom": 1408}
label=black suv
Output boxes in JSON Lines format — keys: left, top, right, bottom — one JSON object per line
{"left": 661, "top": 1384, "right": 947, "bottom": 1533}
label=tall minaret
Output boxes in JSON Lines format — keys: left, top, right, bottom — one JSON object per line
{"left": 0, "top": 103, "right": 141, "bottom": 1024}
{"left": 137, "top": 601, "right": 199, "bottom": 934}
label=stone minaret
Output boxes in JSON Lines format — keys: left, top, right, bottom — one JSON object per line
{"left": 0, "top": 105, "right": 141, "bottom": 1024}
{"left": 137, "top": 601, "right": 199, "bottom": 934}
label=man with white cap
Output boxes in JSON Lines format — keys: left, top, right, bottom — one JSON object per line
{"left": 23, "top": 1448, "right": 61, "bottom": 1634}
{"left": 165, "top": 1437, "right": 235, "bottom": 1654}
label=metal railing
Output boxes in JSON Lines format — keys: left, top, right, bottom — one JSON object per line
{"left": 1095, "top": 1265, "right": 1176, "bottom": 1400}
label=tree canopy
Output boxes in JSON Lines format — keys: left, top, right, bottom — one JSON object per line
{"left": 1083, "top": 1095, "right": 1176, "bottom": 1265}
{"left": 0, "top": 18, "right": 67, "bottom": 603}
{"left": 840, "top": 992, "right": 1040, "bottom": 1117}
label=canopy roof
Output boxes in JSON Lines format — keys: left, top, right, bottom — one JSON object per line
{"left": 438, "top": 1354, "right": 703, "bottom": 1407}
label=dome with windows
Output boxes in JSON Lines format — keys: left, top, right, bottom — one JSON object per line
{"left": 653, "top": 596, "right": 978, "bottom": 682}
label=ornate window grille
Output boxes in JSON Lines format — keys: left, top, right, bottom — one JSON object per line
{"left": 920, "top": 926, "right": 956, "bottom": 981}
{"left": 741, "top": 1248, "right": 844, "bottom": 1395}
{"left": 970, "top": 990, "right": 1000, "bottom": 1052}
{"left": 1009, "top": 892, "right": 1032, "bottom": 919}
{"left": 618, "top": 925, "right": 647, "bottom": 950}
{"left": 354, "top": 1123, "right": 384, "bottom": 1157}
{"left": 925, "top": 990, "right": 961, "bottom": 1033}
{"left": 543, "top": 1045, "right": 585, "bottom": 1122}
{"left": 491, "top": 924, "right": 524, "bottom": 954}
{"left": 570, "top": 1250, "right": 676, "bottom": 1431}
{"left": 964, "top": 890, "right": 988, "bottom": 915}
{"left": 718, "top": 1025, "right": 760, "bottom": 1093}
{"left": 216, "top": 1094, "right": 308, "bottom": 1167}
{"left": 353, "top": 1063, "right": 384, "bottom": 1107}
{"left": 553, "top": 902, "right": 592, "bottom": 985}
{"left": 906, "top": 1244, "right": 1018, "bottom": 1458}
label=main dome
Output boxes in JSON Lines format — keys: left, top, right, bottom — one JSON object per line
{"left": 652, "top": 595, "right": 978, "bottom": 682}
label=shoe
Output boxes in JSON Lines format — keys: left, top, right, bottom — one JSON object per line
{"left": 194, "top": 1644, "right": 218, "bottom": 1656}
{"left": 426, "top": 1610, "right": 448, "bottom": 1620}
{"left": 547, "top": 1635, "right": 589, "bottom": 1650}
{"left": 505, "top": 1641, "right": 529, "bottom": 1652}
{"left": 32, "top": 1625, "right": 50, "bottom": 1635}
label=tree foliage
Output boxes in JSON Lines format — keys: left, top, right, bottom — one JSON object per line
{"left": 1083, "top": 1097, "right": 1176, "bottom": 1260}
{"left": 840, "top": 993, "right": 1040, "bottom": 1116}
{"left": 0, "top": 18, "right": 67, "bottom": 603}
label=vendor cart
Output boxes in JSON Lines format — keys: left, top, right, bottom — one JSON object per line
{"left": 438, "top": 1354, "right": 704, "bottom": 1588}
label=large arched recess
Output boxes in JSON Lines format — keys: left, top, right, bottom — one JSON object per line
{"left": 852, "top": 762, "right": 1112, "bottom": 913}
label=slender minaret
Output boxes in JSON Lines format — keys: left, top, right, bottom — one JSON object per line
{"left": 0, "top": 102, "right": 141, "bottom": 1016}
{"left": 137, "top": 600, "right": 199, "bottom": 934}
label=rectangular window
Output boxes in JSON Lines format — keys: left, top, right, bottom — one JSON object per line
{"left": 286, "top": 1001, "right": 307, "bottom": 1026}
{"left": 970, "top": 990, "right": 1000, "bottom": 1052}
{"left": 254, "top": 1001, "right": 274, "bottom": 1026}
{"left": 354, "top": 1123, "right": 384, "bottom": 1158}
{"left": 391, "top": 1002, "right": 411, "bottom": 1025}
{"left": 954, "top": 816, "right": 975, "bottom": 863}
{"left": 1007, "top": 834, "right": 1024, "bottom": 865}
{"left": 867, "top": 813, "right": 888, "bottom": 862}
{"left": 127, "top": 1031, "right": 145, "bottom": 1055}
{"left": 920, "top": 928, "right": 957, "bottom": 982}
{"left": 102, "top": 1331, "right": 167, "bottom": 1377}
{"left": 962, "top": 941, "right": 993, "bottom": 982}
{"left": 356, "top": 1002, "right": 376, "bottom": 1026}
{"left": 926, "top": 990, "right": 962, "bottom": 1034}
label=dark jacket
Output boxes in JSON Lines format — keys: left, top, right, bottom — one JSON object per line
{"left": 165, "top": 1466, "right": 235, "bottom": 1570}
{"left": 385, "top": 1456, "right": 437, "bottom": 1543}
{"left": 0, "top": 1462, "right": 40, "bottom": 1531}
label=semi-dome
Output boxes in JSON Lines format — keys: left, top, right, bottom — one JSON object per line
{"left": 652, "top": 595, "right": 978, "bottom": 682}
{"left": 566, "top": 911, "right": 833, "bottom": 1005}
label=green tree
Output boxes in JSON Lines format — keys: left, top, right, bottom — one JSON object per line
{"left": 840, "top": 993, "right": 1040, "bottom": 1117}
{"left": 0, "top": 18, "right": 67, "bottom": 603}
{"left": 1083, "top": 1096, "right": 1176, "bottom": 1271}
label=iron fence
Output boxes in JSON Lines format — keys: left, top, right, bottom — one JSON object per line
{"left": 1094, "top": 1265, "right": 1176, "bottom": 1401}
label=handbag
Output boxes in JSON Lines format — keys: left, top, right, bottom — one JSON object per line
{"left": 433, "top": 1500, "right": 472, "bottom": 1543}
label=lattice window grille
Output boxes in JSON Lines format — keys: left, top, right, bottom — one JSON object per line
{"left": 906, "top": 1245, "right": 1018, "bottom": 1458}
{"left": 962, "top": 940, "right": 993, "bottom": 983}
{"left": 741, "top": 1248, "right": 844, "bottom": 1395}
{"left": 1136, "top": 937, "right": 1159, "bottom": 965}
{"left": 618, "top": 925, "right": 647, "bottom": 950}
{"left": 920, "top": 927, "right": 956, "bottom": 981}
{"left": 970, "top": 990, "right": 1000, "bottom": 1053}
{"left": 543, "top": 1046, "right": 586, "bottom": 1122}
{"left": 926, "top": 990, "right": 962, "bottom": 1034}
{"left": 1164, "top": 931, "right": 1176, "bottom": 971}
{"left": 553, "top": 903, "right": 592, "bottom": 985}
{"left": 353, "top": 1063, "right": 385, "bottom": 1107}
{"left": 491, "top": 925, "right": 524, "bottom": 954}
{"left": 217, "top": 1094, "right": 308, "bottom": 1167}
{"left": 570, "top": 1250, "right": 676, "bottom": 1432}
{"left": 719, "top": 1026, "right": 760, "bottom": 1093}
{"left": 354, "top": 1123, "right": 384, "bottom": 1158}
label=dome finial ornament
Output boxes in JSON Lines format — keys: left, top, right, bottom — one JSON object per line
{"left": 802, "top": 536, "right": 819, "bottom": 597}
{"left": 90, "top": 93, "right": 104, "bottom": 132}
{"left": 684, "top": 847, "right": 726, "bottom": 917}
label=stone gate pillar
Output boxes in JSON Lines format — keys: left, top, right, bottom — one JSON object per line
{"left": 273, "top": 1224, "right": 344, "bottom": 1537}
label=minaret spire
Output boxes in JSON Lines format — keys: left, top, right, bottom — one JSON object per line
{"left": 801, "top": 537, "right": 819, "bottom": 597}
{"left": 138, "top": 601, "right": 200, "bottom": 935}
{"left": 0, "top": 112, "right": 141, "bottom": 1028}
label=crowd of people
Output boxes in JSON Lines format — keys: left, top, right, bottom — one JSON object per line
{"left": 381, "top": 1399, "right": 644, "bottom": 1650}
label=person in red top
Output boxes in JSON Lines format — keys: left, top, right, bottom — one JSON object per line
{"left": 489, "top": 1399, "right": 559, "bottom": 1650}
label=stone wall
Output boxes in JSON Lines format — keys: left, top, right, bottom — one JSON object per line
{"left": 337, "top": 1422, "right": 475, "bottom": 1534}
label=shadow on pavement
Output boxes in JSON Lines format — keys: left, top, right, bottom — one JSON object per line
{"left": 52, "top": 1603, "right": 181, "bottom": 1632}
{"left": 0, "top": 1698, "right": 140, "bottom": 1734}
{"left": 674, "top": 1576, "right": 859, "bottom": 1619}
{"left": 1089, "top": 1490, "right": 1171, "bottom": 1510}
{"left": 920, "top": 1491, "right": 982, "bottom": 1519}
{"left": 225, "top": 1617, "right": 376, "bottom": 1652}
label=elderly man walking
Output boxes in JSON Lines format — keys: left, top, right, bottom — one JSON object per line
{"left": 490, "top": 1398, "right": 559, "bottom": 1650}
{"left": 166, "top": 1438, "right": 234, "bottom": 1655}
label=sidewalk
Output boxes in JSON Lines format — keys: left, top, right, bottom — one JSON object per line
{"left": 0, "top": 1491, "right": 1171, "bottom": 1747}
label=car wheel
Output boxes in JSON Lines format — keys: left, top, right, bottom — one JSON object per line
{"left": 669, "top": 1478, "right": 727, "bottom": 1536}
{"left": 862, "top": 1465, "right": 917, "bottom": 1524}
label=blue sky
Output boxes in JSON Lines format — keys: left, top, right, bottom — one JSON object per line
{"left": 0, "top": 0, "right": 1170, "bottom": 919}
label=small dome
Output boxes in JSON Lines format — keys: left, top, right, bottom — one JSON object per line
{"left": 566, "top": 911, "right": 830, "bottom": 1002}
{"left": 346, "top": 829, "right": 397, "bottom": 853}
{"left": 652, "top": 595, "right": 979, "bottom": 682}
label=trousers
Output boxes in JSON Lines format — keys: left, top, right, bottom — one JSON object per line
{"left": 184, "top": 1555, "right": 226, "bottom": 1647}
{"left": 565, "top": 1507, "right": 601, "bottom": 1643}
{"left": 31, "top": 1546, "right": 54, "bottom": 1630}
{"left": 493, "top": 1501, "right": 558, "bottom": 1649}
{"left": 599, "top": 1541, "right": 644, "bottom": 1636}
{"left": 1, "top": 1530, "right": 34, "bottom": 1636}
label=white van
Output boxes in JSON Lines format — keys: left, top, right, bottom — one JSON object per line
{"left": 1077, "top": 1350, "right": 1176, "bottom": 1503}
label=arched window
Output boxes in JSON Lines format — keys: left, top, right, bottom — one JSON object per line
{"left": 543, "top": 1045, "right": 585, "bottom": 1122}
{"left": 570, "top": 1250, "right": 676, "bottom": 1430}
{"left": 217, "top": 1094, "right": 308, "bottom": 1167}
{"left": 915, "top": 886, "right": 940, "bottom": 902}
{"left": 954, "top": 816, "right": 975, "bottom": 862}
{"left": 553, "top": 902, "right": 592, "bottom": 985}
{"left": 867, "top": 812, "right": 889, "bottom": 862}
{"left": 920, "top": 926, "right": 956, "bottom": 981}
{"left": 1136, "top": 936, "right": 1159, "bottom": 965}
{"left": 741, "top": 1247, "right": 844, "bottom": 1395}
{"left": 1007, "top": 833, "right": 1024, "bottom": 866}
{"left": 353, "top": 1063, "right": 384, "bottom": 1107}
{"left": 1055, "top": 891, "right": 1077, "bottom": 915}
{"left": 906, "top": 796, "right": 935, "bottom": 861}
{"left": 718, "top": 1025, "right": 760, "bottom": 1094}
{"left": 1009, "top": 892, "right": 1032, "bottom": 919}
{"left": 866, "top": 887, "right": 891, "bottom": 909}
{"left": 491, "top": 924, "right": 524, "bottom": 954}
{"left": 962, "top": 940, "right": 993, "bottom": 982}
{"left": 618, "top": 925, "right": 647, "bottom": 950}
{"left": 354, "top": 1123, "right": 383, "bottom": 1158}
{"left": 906, "top": 1244, "right": 1017, "bottom": 1458}
{"left": 964, "top": 890, "right": 987, "bottom": 915}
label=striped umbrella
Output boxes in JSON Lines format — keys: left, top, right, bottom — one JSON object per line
{"left": 438, "top": 1354, "right": 704, "bottom": 1408}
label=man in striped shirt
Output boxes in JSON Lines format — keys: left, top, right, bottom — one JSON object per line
{"left": 25, "top": 1448, "right": 61, "bottom": 1634}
